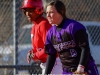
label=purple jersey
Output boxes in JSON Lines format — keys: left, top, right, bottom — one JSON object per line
{"left": 45, "top": 18, "right": 94, "bottom": 68}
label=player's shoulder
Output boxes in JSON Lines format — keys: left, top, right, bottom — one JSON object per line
{"left": 38, "top": 17, "right": 51, "bottom": 27}
{"left": 66, "top": 18, "right": 79, "bottom": 24}
{"left": 66, "top": 18, "right": 86, "bottom": 30}
{"left": 39, "top": 20, "right": 51, "bottom": 29}
{"left": 46, "top": 26, "right": 53, "bottom": 36}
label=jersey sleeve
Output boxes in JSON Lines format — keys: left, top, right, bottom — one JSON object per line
{"left": 44, "top": 29, "right": 57, "bottom": 55}
{"left": 71, "top": 23, "right": 89, "bottom": 47}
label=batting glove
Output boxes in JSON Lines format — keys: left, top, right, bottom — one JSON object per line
{"left": 27, "top": 50, "right": 34, "bottom": 64}
{"left": 77, "top": 64, "right": 85, "bottom": 73}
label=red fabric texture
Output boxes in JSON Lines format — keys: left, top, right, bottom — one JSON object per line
{"left": 31, "top": 16, "right": 52, "bottom": 63}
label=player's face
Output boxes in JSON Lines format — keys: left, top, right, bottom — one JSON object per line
{"left": 24, "top": 8, "right": 38, "bottom": 22}
{"left": 46, "top": 5, "right": 62, "bottom": 25}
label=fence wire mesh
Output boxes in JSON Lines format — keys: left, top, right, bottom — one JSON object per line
{"left": 0, "top": 0, "right": 100, "bottom": 75}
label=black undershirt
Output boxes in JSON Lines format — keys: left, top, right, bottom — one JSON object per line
{"left": 56, "top": 18, "right": 67, "bottom": 32}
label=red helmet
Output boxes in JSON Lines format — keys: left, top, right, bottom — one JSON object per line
{"left": 21, "top": 0, "right": 44, "bottom": 14}
{"left": 21, "top": 0, "right": 43, "bottom": 9}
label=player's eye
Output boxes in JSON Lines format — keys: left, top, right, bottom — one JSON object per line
{"left": 24, "top": 8, "right": 35, "bottom": 13}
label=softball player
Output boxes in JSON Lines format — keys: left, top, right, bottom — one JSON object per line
{"left": 45, "top": 0, "right": 99, "bottom": 75}
{"left": 20, "top": 0, "right": 62, "bottom": 74}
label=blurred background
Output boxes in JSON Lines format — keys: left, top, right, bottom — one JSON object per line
{"left": 0, "top": 0, "right": 100, "bottom": 75}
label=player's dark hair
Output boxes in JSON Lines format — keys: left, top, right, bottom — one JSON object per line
{"left": 46, "top": 0, "right": 66, "bottom": 18}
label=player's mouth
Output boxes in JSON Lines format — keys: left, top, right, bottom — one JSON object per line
{"left": 48, "top": 18, "right": 52, "bottom": 22}
{"left": 27, "top": 17, "right": 32, "bottom": 21}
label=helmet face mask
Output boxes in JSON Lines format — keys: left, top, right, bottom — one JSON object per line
{"left": 21, "top": 0, "right": 44, "bottom": 14}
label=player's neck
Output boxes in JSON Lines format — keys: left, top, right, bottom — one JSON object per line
{"left": 56, "top": 17, "right": 63, "bottom": 26}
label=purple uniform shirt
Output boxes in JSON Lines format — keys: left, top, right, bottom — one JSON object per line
{"left": 45, "top": 18, "right": 99, "bottom": 75}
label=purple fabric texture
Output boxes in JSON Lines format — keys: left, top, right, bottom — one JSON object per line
{"left": 45, "top": 18, "right": 86, "bottom": 54}
{"left": 62, "top": 62, "right": 99, "bottom": 75}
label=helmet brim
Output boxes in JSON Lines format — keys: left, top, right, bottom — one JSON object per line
{"left": 20, "top": 6, "right": 35, "bottom": 10}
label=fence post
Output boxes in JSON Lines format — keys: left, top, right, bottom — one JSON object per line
{"left": 13, "top": 0, "right": 21, "bottom": 74}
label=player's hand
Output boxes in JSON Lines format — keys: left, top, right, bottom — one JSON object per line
{"left": 34, "top": 60, "right": 41, "bottom": 63}
{"left": 73, "top": 71, "right": 88, "bottom": 75}
{"left": 74, "top": 64, "right": 85, "bottom": 75}
{"left": 27, "top": 50, "right": 34, "bottom": 64}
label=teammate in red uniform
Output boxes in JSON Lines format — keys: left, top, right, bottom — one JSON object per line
{"left": 20, "top": 0, "right": 62, "bottom": 74}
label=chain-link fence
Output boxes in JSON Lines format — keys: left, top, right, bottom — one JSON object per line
{"left": 0, "top": 0, "right": 100, "bottom": 75}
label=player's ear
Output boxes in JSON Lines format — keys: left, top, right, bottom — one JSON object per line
{"left": 22, "top": 9, "right": 26, "bottom": 15}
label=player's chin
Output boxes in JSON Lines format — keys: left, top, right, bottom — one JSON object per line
{"left": 28, "top": 18, "right": 32, "bottom": 22}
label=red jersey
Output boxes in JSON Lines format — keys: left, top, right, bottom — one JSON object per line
{"left": 31, "top": 16, "right": 52, "bottom": 63}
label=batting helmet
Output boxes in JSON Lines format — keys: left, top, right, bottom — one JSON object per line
{"left": 21, "top": 0, "right": 44, "bottom": 14}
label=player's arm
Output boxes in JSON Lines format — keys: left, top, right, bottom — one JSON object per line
{"left": 74, "top": 29, "right": 90, "bottom": 72}
{"left": 45, "top": 52, "right": 56, "bottom": 74}
{"left": 33, "top": 21, "right": 51, "bottom": 60}
{"left": 44, "top": 29, "right": 57, "bottom": 74}
{"left": 44, "top": 44, "right": 57, "bottom": 74}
